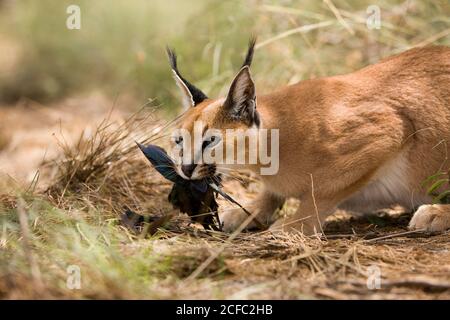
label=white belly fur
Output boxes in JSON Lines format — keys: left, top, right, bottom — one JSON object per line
{"left": 338, "top": 152, "right": 431, "bottom": 213}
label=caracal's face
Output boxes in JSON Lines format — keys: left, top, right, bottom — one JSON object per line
{"left": 171, "top": 98, "right": 256, "bottom": 180}
{"left": 166, "top": 41, "right": 259, "bottom": 180}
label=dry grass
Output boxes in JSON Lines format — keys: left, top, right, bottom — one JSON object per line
{"left": 45, "top": 103, "right": 165, "bottom": 213}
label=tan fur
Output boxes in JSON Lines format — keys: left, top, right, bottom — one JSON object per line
{"left": 173, "top": 46, "right": 450, "bottom": 234}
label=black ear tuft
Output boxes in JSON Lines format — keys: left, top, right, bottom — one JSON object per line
{"left": 166, "top": 47, "right": 208, "bottom": 106}
{"left": 166, "top": 46, "right": 179, "bottom": 71}
{"left": 241, "top": 36, "right": 257, "bottom": 68}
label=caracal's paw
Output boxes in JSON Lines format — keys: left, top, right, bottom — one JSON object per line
{"left": 269, "top": 217, "right": 317, "bottom": 236}
{"left": 408, "top": 204, "right": 450, "bottom": 232}
{"left": 219, "top": 208, "right": 257, "bottom": 233}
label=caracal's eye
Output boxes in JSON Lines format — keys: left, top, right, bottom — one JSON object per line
{"left": 174, "top": 136, "right": 183, "bottom": 146}
{"left": 202, "top": 134, "right": 221, "bottom": 149}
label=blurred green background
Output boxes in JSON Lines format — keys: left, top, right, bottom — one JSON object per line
{"left": 0, "top": 0, "right": 449, "bottom": 112}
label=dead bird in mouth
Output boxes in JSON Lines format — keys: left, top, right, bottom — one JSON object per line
{"left": 136, "top": 143, "right": 222, "bottom": 231}
{"left": 124, "top": 143, "right": 266, "bottom": 234}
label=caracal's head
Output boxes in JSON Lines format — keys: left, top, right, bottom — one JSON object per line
{"left": 166, "top": 39, "right": 261, "bottom": 180}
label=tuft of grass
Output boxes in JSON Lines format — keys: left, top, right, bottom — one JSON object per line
{"left": 422, "top": 171, "right": 450, "bottom": 204}
{"left": 45, "top": 104, "right": 172, "bottom": 215}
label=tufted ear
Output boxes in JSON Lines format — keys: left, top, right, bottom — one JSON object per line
{"left": 166, "top": 47, "right": 208, "bottom": 109}
{"left": 222, "top": 66, "right": 259, "bottom": 127}
{"left": 221, "top": 37, "right": 259, "bottom": 126}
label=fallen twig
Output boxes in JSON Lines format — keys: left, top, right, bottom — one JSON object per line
{"left": 363, "top": 229, "right": 429, "bottom": 243}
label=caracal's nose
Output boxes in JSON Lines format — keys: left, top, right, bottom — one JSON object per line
{"left": 181, "top": 164, "right": 196, "bottom": 178}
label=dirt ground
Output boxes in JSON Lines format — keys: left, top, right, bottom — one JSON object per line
{"left": 1, "top": 96, "right": 449, "bottom": 299}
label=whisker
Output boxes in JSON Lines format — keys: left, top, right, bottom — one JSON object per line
{"left": 215, "top": 172, "right": 246, "bottom": 184}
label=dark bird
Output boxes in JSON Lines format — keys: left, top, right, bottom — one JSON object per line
{"left": 136, "top": 143, "right": 222, "bottom": 231}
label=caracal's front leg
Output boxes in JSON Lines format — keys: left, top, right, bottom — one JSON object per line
{"left": 269, "top": 196, "right": 338, "bottom": 235}
{"left": 220, "top": 189, "right": 285, "bottom": 232}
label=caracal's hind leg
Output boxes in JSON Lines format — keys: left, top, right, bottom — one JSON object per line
{"left": 409, "top": 204, "right": 450, "bottom": 232}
